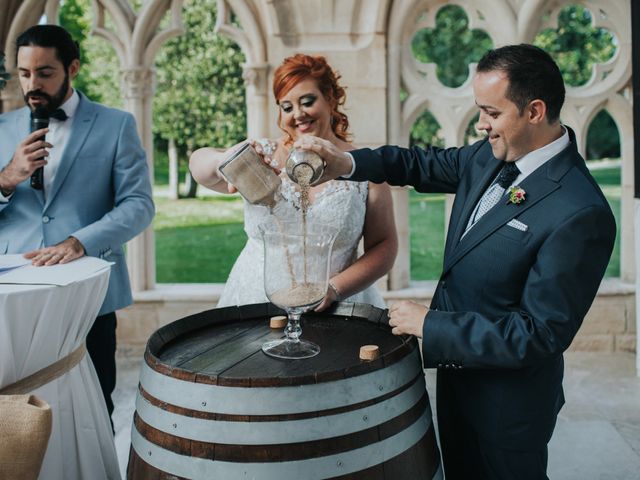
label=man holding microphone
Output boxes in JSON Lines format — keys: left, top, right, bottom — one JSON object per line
{"left": 0, "top": 24, "right": 154, "bottom": 423}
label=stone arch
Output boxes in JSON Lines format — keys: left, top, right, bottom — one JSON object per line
{"left": 601, "top": 94, "right": 635, "bottom": 281}
{"left": 1, "top": 0, "right": 49, "bottom": 111}
{"left": 215, "top": 0, "right": 269, "bottom": 138}
{"left": 582, "top": 105, "right": 618, "bottom": 157}
{"left": 0, "top": 0, "right": 633, "bottom": 361}
{"left": 385, "top": 0, "right": 634, "bottom": 288}
{"left": 90, "top": 0, "right": 185, "bottom": 292}
{"left": 387, "top": 0, "right": 512, "bottom": 288}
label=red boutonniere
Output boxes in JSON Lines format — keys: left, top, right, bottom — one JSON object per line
{"left": 507, "top": 186, "right": 526, "bottom": 204}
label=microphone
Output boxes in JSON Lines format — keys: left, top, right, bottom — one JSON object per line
{"left": 30, "top": 106, "right": 49, "bottom": 190}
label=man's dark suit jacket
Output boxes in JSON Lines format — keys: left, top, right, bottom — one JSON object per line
{"left": 350, "top": 130, "right": 615, "bottom": 450}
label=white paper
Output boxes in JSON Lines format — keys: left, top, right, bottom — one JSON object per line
{"left": 0, "top": 255, "right": 113, "bottom": 286}
{"left": 0, "top": 254, "right": 30, "bottom": 273}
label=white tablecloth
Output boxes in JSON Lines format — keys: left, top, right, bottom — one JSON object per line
{"left": 0, "top": 260, "right": 120, "bottom": 480}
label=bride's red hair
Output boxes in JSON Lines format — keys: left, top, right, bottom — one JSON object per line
{"left": 273, "top": 54, "right": 351, "bottom": 145}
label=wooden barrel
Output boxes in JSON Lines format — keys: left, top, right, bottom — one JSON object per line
{"left": 127, "top": 302, "right": 442, "bottom": 479}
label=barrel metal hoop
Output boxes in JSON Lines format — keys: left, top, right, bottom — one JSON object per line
{"left": 139, "top": 348, "right": 422, "bottom": 415}
{"left": 135, "top": 374, "right": 428, "bottom": 444}
{"left": 130, "top": 408, "right": 432, "bottom": 479}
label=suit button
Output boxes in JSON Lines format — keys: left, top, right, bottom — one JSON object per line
{"left": 42, "top": 216, "right": 50, "bottom": 223}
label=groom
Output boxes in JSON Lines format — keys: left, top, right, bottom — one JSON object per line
{"left": 296, "top": 44, "right": 616, "bottom": 479}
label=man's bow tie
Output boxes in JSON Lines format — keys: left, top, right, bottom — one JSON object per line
{"left": 49, "top": 109, "right": 68, "bottom": 121}
{"left": 31, "top": 108, "right": 68, "bottom": 121}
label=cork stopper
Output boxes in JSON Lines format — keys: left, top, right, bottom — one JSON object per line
{"left": 359, "top": 345, "right": 380, "bottom": 361}
{"left": 269, "top": 315, "right": 287, "bottom": 329}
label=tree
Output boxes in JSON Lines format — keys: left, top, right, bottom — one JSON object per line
{"left": 59, "top": 0, "right": 121, "bottom": 105}
{"left": 153, "top": 0, "right": 246, "bottom": 197}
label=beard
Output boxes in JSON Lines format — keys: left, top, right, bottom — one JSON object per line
{"left": 24, "top": 72, "right": 70, "bottom": 113}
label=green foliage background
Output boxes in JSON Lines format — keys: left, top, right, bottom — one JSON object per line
{"left": 153, "top": 0, "right": 246, "bottom": 154}
{"left": 59, "top": 0, "right": 122, "bottom": 107}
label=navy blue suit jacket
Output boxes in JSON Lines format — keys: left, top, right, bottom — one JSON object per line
{"left": 350, "top": 130, "right": 615, "bottom": 449}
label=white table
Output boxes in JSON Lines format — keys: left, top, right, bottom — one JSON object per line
{"left": 0, "top": 258, "right": 120, "bottom": 480}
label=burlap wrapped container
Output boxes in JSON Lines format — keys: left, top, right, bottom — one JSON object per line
{"left": 0, "top": 394, "right": 52, "bottom": 480}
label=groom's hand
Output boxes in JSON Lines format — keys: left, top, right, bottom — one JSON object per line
{"left": 388, "top": 301, "right": 428, "bottom": 338}
{"left": 293, "top": 135, "right": 353, "bottom": 184}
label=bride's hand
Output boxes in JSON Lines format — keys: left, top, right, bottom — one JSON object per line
{"left": 313, "top": 283, "right": 340, "bottom": 312}
{"left": 250, "top": 138, "right": 281, "bottom": 174}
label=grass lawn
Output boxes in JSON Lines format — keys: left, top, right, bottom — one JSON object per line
{"left": 154, "top": 196, "right": 246, "bottom": 282}
{"left": 592, "top": 166, "right": 621, "bottom": 278}
{"left": 409, "top": 191, "right": 446, "bottom": 280}
{"left": 154, "top": 166, "right": 621, "bottom": 283}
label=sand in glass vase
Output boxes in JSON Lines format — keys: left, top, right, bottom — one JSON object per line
{"left": 260, "top": 221, "right": 337, "bottom": 359}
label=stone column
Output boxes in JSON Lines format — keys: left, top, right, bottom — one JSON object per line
{"left": 243, "top": 63, "right": 270, "bottom": 138}
{"left": 389, "top": 187, "right": 410, "bottom": 289}
{"left": 636, "top": 200, "right": 640, "bottom": 376}
{"left": 121, "top": 66, "right": 156, "bottom": 292}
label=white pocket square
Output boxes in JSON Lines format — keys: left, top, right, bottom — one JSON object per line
{"left": 507, "top": 219, "right": 528, "bottom": 231}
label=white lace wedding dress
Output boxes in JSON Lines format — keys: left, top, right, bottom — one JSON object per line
{"left": 217, "top": 176, "right": 386, "bottom": 308}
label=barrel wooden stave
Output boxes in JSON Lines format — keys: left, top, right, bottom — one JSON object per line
{"left": 128, "top": 303, "right": 441, "bottom": 479}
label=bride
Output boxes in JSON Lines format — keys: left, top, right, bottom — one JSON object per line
{"left": 189, "top": 53, "right": 397, "bottom": 310}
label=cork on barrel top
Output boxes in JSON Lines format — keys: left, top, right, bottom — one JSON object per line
{"left": 269, "top": 315, "right": 287, "bottom": 329}
{"left": 359, "top": 344, "right": 380, "bottom": 361}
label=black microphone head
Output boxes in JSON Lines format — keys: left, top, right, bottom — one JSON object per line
{"left": 31, "top": 106, "right": 49, "bottom": 131}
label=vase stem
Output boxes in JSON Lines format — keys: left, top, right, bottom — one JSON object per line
{"left": 285, "top": 312, "right": 302, "bottom": 341}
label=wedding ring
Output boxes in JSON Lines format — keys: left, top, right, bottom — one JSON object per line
{"left": 257, "top": 138, "right": 276, "bottom": 156}
{"left": 269, "top": 158, "right": 279, "bottom": 168}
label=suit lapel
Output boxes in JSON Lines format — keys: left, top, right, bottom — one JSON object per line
{"left": 44, "top": 94, "right": 97, "bottom": 209}
{"left": 443, "top": 142, "right": 579, "bottom": 274}
{"left": 445, "top": 156, "right": 502, "bottom": 255}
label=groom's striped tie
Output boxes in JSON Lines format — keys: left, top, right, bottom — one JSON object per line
{"left": 463, "top": 162, "right": 520, "bottom": 236}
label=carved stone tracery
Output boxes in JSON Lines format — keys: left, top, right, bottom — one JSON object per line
{"left": 0, "top": 0, "right": 634, "bottom": 289}
{"left": 389, "top": 0, "right": 633, "bottom": 283}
